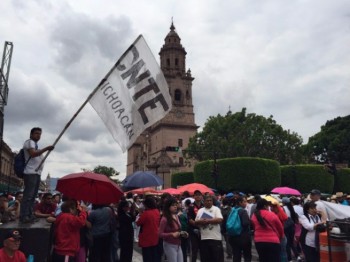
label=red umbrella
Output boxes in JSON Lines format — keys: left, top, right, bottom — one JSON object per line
{"left": 271, "top": 186, "right": 301, "bottom": 196}
{"left": 56, "top": 172, "right": 123, "bottom": 204}
{"left": 178, "top": 183, "right": 214, "bottom": 195}
{"left": 159, "top": 188, "right": 181, "bottom": 195}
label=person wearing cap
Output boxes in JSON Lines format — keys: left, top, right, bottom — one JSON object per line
{"left": 187, "top": 190, "right": 204, "bottom": 262}
{"left": 0, "top": 229, "right": 26, "bottom": 262}
{"left": 309, "top": 189, "right": 327, "bottom": 222}
{"left": 337, "top": 192, "right": 349, "bottom": 206}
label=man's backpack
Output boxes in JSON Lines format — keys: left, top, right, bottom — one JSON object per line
{"left": 226, "top": 207, "right": 242, "bottom": 236}
{"left": 13, "top": 149, "right": 30, "bottom": 179}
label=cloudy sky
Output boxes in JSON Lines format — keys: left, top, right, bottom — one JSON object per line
{"left": 1, "top": 0, "right": 349, "bottom": 180}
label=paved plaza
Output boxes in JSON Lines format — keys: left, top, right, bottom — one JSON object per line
{"left": 131, "top": 241, "right": 259, "bottom": 262}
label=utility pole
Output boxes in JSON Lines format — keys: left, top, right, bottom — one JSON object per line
{"left": 0, "top": 41, "right": 14, "bottom": 191}
{"left": 182, "top": 149, "right": 219, "bottom": 189}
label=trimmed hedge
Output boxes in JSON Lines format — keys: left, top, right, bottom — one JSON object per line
{"left": 193, "top": 157, "right": 280, "bottom": 193}
{"left": 335, "top": 168, "right": 350, "bottom": 193}
{"left": 171, "top": 172, "right": 194, "bottom": 188}
{"left": 280, "top": 165, "right": 334, "bottom": 193}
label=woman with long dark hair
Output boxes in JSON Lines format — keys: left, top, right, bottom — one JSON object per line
{"left": 251, "top": 199, "right": 284, "bottom": 262}
{"left": 282, "top": 197, "right": 300, "bottom": 261}
{"left": 159, "top": 198, "right": 186, "bottom": 262}
{"left": 118, "top": 200, "right": 135, "bottom": 262}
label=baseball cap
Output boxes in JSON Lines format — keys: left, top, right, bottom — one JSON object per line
{"left": 4, "top": 229, "right": 22, "bottom": 240}
{"left": 310, "top": 189, "right": 321, "bottom": 195}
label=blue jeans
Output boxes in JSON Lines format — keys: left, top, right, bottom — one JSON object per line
{"left": 163, "top": 242, "right": 183, "bottom": 262}
{"left": 20, "top": 174, "right": 41, "bottom": 220}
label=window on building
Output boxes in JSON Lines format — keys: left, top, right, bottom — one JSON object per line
{"left": 167, "top": 58, "right": 170, "bottom": 66}
{"left": 178, "top": 139, "right": 183, "bottom": 147}
{"left": 179, "top": 157, "right": 184, "bottom": 166}
{"left": 175, "top": 58, "right": 178, "bottom": 66}
{"left": 175, "top": 89, "right": 182, "bottom": 101}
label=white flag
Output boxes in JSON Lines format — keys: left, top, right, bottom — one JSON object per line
{"left": 89, "top": 35, "right": 172, "bottom": 152}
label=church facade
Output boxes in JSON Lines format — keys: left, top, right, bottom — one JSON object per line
{"left": 126, "top": 23, "right": 198, "bottom": 188}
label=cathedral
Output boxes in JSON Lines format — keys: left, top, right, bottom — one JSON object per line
{"left": 126, "top": 22, "right": 198, "bottom": 188}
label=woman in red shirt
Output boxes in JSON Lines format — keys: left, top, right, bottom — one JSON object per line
{"left": 251, "top": 199, "right": 284, "bottom": 262}
{"left": 136, "top": 196, "right": 160, "bottom": 262}
{"left": 52, "top": 200, "right": 87, "bottom": 262}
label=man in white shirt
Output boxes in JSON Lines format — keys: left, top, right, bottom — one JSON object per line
{"left": 195, "top": 195, "right": 224, "bottom": 262}
{"left": 19, "top": 127, "right": 54, "bottom": 224}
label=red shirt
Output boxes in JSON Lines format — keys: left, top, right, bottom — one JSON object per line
{"left": 136, "top": 208, "right": 160, "bottom": 247}
{"left": 34, "top": 202, "right": 57, "bottom": 215}
{"left": 54, "top": 211, "right": 87, "bottom": 256}
{"left": 0, "top": 248, "right": 26, "bottom": 262}
{"left": 251, "top": 209, "right": 284, "bottom": 244}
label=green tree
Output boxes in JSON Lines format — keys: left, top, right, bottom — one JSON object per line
{"left": 82, "top": 165, "right": 120, "bottom": 178}
{"left": 186, "top": 108, "right": 303, "bottom": 164}
{"left": 306, "top": 115, "right": 350, "bottom": 164}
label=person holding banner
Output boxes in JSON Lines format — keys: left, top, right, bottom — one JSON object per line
{"left": 20, "top": 127, "right": 54, "bottom": 224}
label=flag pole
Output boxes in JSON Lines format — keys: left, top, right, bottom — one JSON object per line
{"left": 35, "top": 81, "right": 102, "bottom": 171}
{"left": 35, "top": 35, "right": 143, "bottom": 171}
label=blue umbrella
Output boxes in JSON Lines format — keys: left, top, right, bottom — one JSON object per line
{"left": 122, "top": 171, "right": 163, "bottom": 188}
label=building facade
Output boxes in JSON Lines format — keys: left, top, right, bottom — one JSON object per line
{"left": 0, "top": 140, "right": 22, "bottom": 192}
{"left": 127, "top": 23, "right": 198, "bottom": 188}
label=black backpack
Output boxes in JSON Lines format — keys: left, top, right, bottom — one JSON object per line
{"left": 13, "top": 149, "right": 31, "bottom": 179}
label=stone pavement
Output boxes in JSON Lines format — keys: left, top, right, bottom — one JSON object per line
{"left": 132, "top": 241, "right": 259, "bottom": 261}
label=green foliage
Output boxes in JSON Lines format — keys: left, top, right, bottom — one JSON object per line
{"left": 186, "top": 108, "right": 303, "bottom": 165}
{"left": 92, "top": 165, "right": 119, "bottom": 178}
{"left": 280, "top": 165, "right": 334, "bottom": 193}
{"left": 171, "top": 172, "right": 194, "bottom": 188}
{"left": 335, "top": 168, "right": 350, "bottom": 193}
{"left": 193, "top": 157, "right": 280, "bottom": 193}
{"left": 306, "top": 115, "right": 350, "bottom": 164}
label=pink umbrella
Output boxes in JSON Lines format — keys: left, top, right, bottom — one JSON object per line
{"left": 271, "top": 187, "right": 301, "bottom": 196}
{"left": 178, "top": 183, "right": 214, "bottom": 195}
{"left": 160, "top": 188, "right": 181, "bottom": 195}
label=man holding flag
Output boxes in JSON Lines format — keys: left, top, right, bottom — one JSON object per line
{"left": 38, "top": 35, "right": 172, "bottom": 172}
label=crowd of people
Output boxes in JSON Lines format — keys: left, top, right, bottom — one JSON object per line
{"left": 0, "top": 187, "right": 349, "bottom": 262}
{"left": 1, "top": 127, "right": 348, "bottom": 262}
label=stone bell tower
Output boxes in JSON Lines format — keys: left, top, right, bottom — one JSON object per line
{"left": 126, "top": 22, "right": 198, "bottom": 188}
